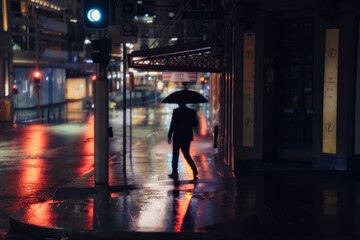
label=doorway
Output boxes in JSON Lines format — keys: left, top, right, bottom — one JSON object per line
{"left": 274, "top": 19, "right": 314, "bottom": 161}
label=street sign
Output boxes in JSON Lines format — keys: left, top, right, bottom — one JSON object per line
{"left": 182, "top": 11, "right": 216, "bottom": 20}
{"left": 90, "top": 37, "right": 112, "bottom": 66}
{"left": 163, "top": 72, "right": 197, "bottom": 82}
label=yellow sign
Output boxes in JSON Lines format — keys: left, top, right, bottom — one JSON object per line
{"left": 322, "top": 29, "right": 339, "bottom": 154}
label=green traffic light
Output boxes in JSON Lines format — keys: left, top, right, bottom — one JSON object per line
{"left": 87, "top": 8, "right": 101, "bottom": 22}
{"left": 82, "top": 0, "right": 109, "bottom": 29}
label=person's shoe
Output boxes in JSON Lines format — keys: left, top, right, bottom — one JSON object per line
{"left": 168, "top": 173, "right": 179, "bottom": 179}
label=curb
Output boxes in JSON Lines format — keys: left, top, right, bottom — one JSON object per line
{"left": 9, "top": 216, "right": 239, "bottom": 240}
{"left": 9, "top": 217, "right": 71, "bottom": 239}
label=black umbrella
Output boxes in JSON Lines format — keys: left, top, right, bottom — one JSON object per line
{"left": 162, "top": 89, "right": 208, "bottom": 104}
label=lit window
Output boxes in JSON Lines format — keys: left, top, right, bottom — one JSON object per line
{"left": 2, "top": 0, "right": 8, "bottom": 32}
{"left": 4, "top": 59, "right": 9, "bottom": 96}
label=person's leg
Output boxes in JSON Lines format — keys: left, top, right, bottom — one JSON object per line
{"left": 180, "top": 141, "right": 198, "bottom": 177}
{"left": 170, "top": 141, "right": 180, "bottom": 177}
{"left": 214, "top": 125, "right": 219, "bottom": 149}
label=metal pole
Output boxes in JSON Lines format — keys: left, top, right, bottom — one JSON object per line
{"left": 35, "top": 8, "right": 39, "bottom": 70}
{"left": 35, "top": 7, "right": 40, "bottom": 119}
{"left": 130, "top": 76, "right": 132, "bottom": 161}
{"left": 122, "top": 43, "right": 127, "bottom": 173}
{"left": 154, "top": 79, "right": 157, "bottom": 139}
{"left": 94, "top": 31, "right": 109, "bottom": 185}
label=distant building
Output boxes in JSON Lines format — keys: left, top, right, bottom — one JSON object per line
{"left": 6, "top": 0, "right": 95, "bottom": 121}
{"left": 219, "top": 0, "right": 360, "bottom": 172}
{"left": 0, "top": 0, "right": 13, "bottom": 121}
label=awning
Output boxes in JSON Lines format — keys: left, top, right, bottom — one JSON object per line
{"left": 128, "top": 41, "right": 222, "bottom": 73}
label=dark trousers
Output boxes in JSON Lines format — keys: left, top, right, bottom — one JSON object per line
{"left": 172, "top": 140, "right": 197, "bottom": 174}
{"left": 214, "top": 125, "right": 219, "bottom": 148}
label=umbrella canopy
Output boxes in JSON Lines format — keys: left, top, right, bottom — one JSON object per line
{"left": 162, "top": 89, "right": 208, "bottom": 104}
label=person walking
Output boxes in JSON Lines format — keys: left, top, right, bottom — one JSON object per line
{"left": 167, "top": 104, "right": 199, "bottom": 180}
{"left": 213, "top": 107, "right": 220, "bottom": 149}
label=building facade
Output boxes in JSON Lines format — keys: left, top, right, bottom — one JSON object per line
{"left": 0, "top": 0, "right": 13, "bottom": 121}
{"left": 218, "top": 0, "right": 360, "bottom": 172}
{"left": 5, "top": 0, "right": 97, "bottom": 121}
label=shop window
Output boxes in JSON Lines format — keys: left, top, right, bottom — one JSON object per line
{"left": 4, "top": 59, "right": 9, "bottom": 97}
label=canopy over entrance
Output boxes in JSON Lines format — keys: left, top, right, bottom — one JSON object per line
{"left": 128, "top": 41, "right": 222, "bottom": 73}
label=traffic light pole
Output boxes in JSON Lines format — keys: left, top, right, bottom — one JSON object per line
{"left": 35, "top": 7, "right": 40, "bottom": 119}
{"left": 122, "top": 43, "right": 127, "bottom": 174}
{"left": 94, "top": 31, "right": 109, "bottom": 185}
{"left": 94, "top": 65, "right": 109, "bottom": 185}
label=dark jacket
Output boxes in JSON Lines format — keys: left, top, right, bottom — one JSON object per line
{"left": 168, "top": 105, "right": 198, "bottom": 142}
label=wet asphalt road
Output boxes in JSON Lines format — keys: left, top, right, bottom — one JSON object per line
{"left": 4, "top": 101, "right": 360, "bottom": 239}
{"left": 0, "top": 101, "right": 175, "bottom": 238}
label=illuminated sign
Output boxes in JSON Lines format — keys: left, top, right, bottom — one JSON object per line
{"left": 322, "top": 29, "right": 339, "bottom": 154}
{"left": 162, "top": 72, "right": 197, "bottom": 82}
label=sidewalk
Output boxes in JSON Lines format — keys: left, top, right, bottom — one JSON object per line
{"left": 8, "top": 130, "right": 237, "bottom": 239}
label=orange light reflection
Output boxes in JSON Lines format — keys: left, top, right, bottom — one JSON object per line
{"left": 199, "top": 113, "right": 207, "bottom": 136}
{"left": 76, "top": 116, "right": 94, "bottom": 177}
{"left": 173, "top": 188, "right": 194, "bottom": 232}
{"left": 23, "top": 202, "right": 52, "bottom": 227}
{"left": 180, "top": 149, "right": 195, "bottom": 180}
{"left": 198, "top": 155, "right": 212, "bottom": 179}
{"left": 20, "top": 124, "right": 47, "bottom": 196}
{"left": 24, "top": 124, "right": 47, "bottom": 156}
{"left": 18, "top": 124, "right": 49, "bottom": 226}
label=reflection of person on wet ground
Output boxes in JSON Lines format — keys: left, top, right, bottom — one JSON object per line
{"left": 168, "top": 103, "right": 199, "bottom": 180}
{"left": 213, "top": 106, "right": 220, "bottom": 149}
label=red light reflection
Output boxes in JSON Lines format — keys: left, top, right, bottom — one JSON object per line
{"left": 78, "top": 116, "right": 94, "bottom": 231}
{"left": 76, "top": 116, "right": 94, "bottom": 177}
{"left": 24, "top": 124, "right": 47, "bottom": 156}
{"left": 22, "top": 202, "right": 52, "bottom": 227}
{"left": 21, "top": 199, "right": 94, "bottom": 230}
{"left": 19, "top": 124, "right": 48, "bottom": 196}
{"left": 173, "top": 188, "right": 194, "bottom": 232}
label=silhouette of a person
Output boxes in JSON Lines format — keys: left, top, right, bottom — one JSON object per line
{"left": 167, "top": 104, "right": 199, "bottom": 180}
{"left": 213, "top": 107, "right": 220, "bottom": 149}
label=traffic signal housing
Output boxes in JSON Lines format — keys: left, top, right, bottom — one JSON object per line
{"left": 120, "top": 0, "right": 137, "bottom": 17}
{"left": 34, "top": 71, "right": 41, "bottom": 83}
{"left": 83, "top": 0, "right": 110, "bottom": 29}
{"left": 90, "top": 37, "right": 112, "bottom": 67}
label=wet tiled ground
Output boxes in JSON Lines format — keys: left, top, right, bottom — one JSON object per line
{"left": 10, "top": 131, "right": 237, "bottom": 239}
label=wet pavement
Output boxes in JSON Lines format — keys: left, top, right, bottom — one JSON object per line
{"left": 0, "top": 100, "right": 177, "bottom": 238}
{"left": 5, "top": 101, "right": 360, "bottom": 239}
{"left": 8, "top": 112, "right": 237, "bottom": 239}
